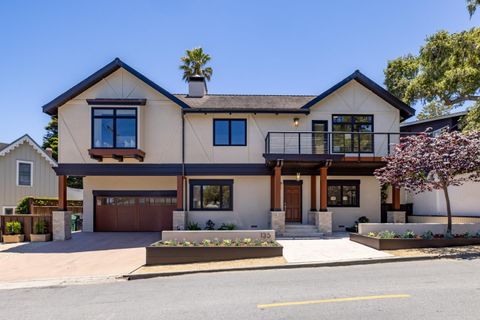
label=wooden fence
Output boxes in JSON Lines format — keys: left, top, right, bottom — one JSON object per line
{"left": 0, "top": 214, "right": 53, "bottom": 241}
{"left": 31, "top": 206, "right": 82, "bottom": 215}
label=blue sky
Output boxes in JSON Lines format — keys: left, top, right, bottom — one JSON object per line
{"left": 0, "top": 0, "right": 478, "bottom": 144}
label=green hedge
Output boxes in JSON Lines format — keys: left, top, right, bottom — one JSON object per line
{"left": 16, "top": 197, "right": 83, "bottom": 214}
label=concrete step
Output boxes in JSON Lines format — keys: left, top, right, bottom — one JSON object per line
{"left": 285, "top": 225, "right": 318, "bottom": 231}
{"left": 281, "top": 232, "right": 325, "bottom": 238}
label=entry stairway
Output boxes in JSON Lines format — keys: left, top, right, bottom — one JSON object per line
{"left": 282, "top": 224, "right": 324, "bottom": 238}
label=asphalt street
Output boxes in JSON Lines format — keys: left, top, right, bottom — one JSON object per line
{"left": 1, "top": 258, "right": 480, "bottom": 320}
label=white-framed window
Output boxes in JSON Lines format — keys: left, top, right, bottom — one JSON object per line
{"left": 2, "top": 207, "right": 15, "bottom": 215}
{"left": 16, "top": 160, "right": 33, "bottom": 187}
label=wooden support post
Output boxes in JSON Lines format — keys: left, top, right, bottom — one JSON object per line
{"left": 270, "top": 175, "right": 274, "bottom": 210}
{"left": 392, "top": 187, "right": 401, "bottom": 211}
{"left": 58, "top": 175, "right": 67, "bottom": 211}
{"left": 310, "top": 175, "right": 317, "bottom": 211}
{"left": 273, "top": 165, "right": 282, "bottom": 211}
{"left": 176, "top": 176, "right": 184, "bottom": 210}
{"left": 320, "top": 167, "right": 328, "bottom": 211}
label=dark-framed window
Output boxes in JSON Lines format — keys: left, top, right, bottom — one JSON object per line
{"left": 17, "top": 160, "right": 33, "bottom": 186}
{"left": 213, "top": 119, "right": 247, "bottom": 146}
{"left": 327, "top": 180, "right": 360, "bottom": 207}
{"left": 92, "top": 108, "right": 137, "bottom": 149}
{"left": 189, "top": 179, "right": 233, "bottom": 211}
{"left": 332, "top": 115, "right": 373, "bottom": 153}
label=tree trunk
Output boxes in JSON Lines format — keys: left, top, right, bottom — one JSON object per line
{"left": 442, "top": 184, "right": 452, "bottom": 234}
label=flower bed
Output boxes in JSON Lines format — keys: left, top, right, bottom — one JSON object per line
{"left": 350, "top": 230, "right": 480, "bottom": 250}
{"left": 146, "top": 239, "right": 283, "bottom": 265}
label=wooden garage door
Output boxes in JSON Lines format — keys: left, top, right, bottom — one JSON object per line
{"left": 95, "top": 194, "right": 176, "bottom": 232}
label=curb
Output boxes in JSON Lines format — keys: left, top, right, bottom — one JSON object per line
{"left": 124, "top": 255, "right": 440, "bottom": 280}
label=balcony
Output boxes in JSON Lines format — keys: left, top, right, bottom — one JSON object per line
{"left": 264, "top": 131, "right": 419, "bottom": 162}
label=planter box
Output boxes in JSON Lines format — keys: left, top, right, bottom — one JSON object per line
{"left": 146, "top": 245, "right": 283, "bottom": 265}
{"left": 2, "top": 234, "right": 25, "bottom": 243}
{"left": 30, "top": 233, "right": 52, "bottom": 242}
{"left": 350, "top": 233, "right": 480, "bottom": 250}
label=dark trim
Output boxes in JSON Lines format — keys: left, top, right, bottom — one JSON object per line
{"left": 263, "top": 154, "right": 344, "bottom": 162}
{"left": 87, "top": 99, "right": 147, "bottom": 106}
{"left": 189, "top": 179, "right": 234, "bottom": 211}
{"left": 331, "top": 114, "right": 374, "bottom": 154}
{"left": 184, "top": 108, "right": 310, "bottom": 114}
{"left": 91, "top": 107, "right": 138, "bottom": 150}
{"left": 93, "top": 190, "right": 177, "bottom": 197}
{"left": 54, "top": 163, "right": 272, "bottom": 176}
{"left": 283, "top": 180, "right": 303, "bottom": 185}
{"left": 301, "top": 70, "right": 415, "bottom": 119}
{"left": 213, "top": 119, "right": 247, "bottom": 146}
{"left": 327, "top": 179, "right": 360, "bottom": 207}
{"left": 312, "top": 120, "right": 329, "bottom": 154}
{"left": 42, "top": 58, "right": 190, "bottom": 115}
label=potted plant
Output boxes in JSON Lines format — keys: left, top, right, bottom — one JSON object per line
{"left": 30, "top": 219, "right": 51, "bottom": 242}
{"left": 2, "top": 221, "right": 24, "bottom": 243}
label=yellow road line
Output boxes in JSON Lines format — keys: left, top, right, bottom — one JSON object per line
{"left": 257, "top": 294, "right": 411, "bottom": 309}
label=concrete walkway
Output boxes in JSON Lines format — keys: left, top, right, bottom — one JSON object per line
{"left": 278, "top": 233, "right": 392, "bottom": 263}
{"left": 0, "top": 232, "right": 159, "bottom": 286}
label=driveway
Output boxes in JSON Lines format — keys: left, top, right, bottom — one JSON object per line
{"left": 278, "top": 233, "right": 392, "bottom": 263}
{"left": 0, "top": 232, "right": 160, "bottom": 285}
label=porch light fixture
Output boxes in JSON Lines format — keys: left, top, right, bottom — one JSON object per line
{"left": 296, "top": 172, "right": 301, "bottom": 181}
{"left": 293, "top": 117, "right": 300, "bottom": 127}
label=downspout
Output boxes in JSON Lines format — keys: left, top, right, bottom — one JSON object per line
{"left": 182, "top": 111, "right": 186, "bottom": 210}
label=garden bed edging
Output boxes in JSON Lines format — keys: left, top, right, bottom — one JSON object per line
{"left": 161, "top": 230, "right": 275, "bottom": 242}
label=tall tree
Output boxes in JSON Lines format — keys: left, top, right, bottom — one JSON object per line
{"left": 42, "top": 116, "right": 83, "bottom": 189}
{"left": 467, "top": 0, "right": 480, "bottom": 17}
{"left": 179, "top": 47, "right": 213, "bottom": 82}
{"left": 374, "top": 131, "right": 480, "bottom": 233}
{"left": 384, "top": 28, "right": 480, "bottom": 120}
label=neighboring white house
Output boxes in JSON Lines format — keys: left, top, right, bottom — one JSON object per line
{"left": 0, "top": 134, "right": 58, "bottom": 213}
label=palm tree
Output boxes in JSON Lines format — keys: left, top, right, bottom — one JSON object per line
{"left": 467, "top": 0, "right": 480, "bottom": 17}
{"left": 179, "top": 47, "right": 213, "bottom": 82}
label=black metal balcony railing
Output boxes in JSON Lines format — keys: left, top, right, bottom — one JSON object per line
{"left": 264, "top": 131, "right": 421, "bottom": 158}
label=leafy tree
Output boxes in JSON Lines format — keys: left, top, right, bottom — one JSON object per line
{"left": 179, "top": 47, "right": 213, "bottom": 82}
{"left": 384, "top": 28, "right": 480, "bottom": 120}
{"left": 467, "top": 0, "right": 480, "bottom": 17}
{"left": 42, "top": 116, "right": 83, "bottom": 189}
{"left": 374, "top": 131, "right": 480, "bottom": 233}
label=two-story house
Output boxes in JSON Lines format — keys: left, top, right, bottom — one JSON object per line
{"left": 42, "top": 58, "right": 415, "bottom": 233}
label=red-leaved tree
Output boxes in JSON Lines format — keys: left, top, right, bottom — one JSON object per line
{"left": 374, "top": 131, "right": 480, "bottom": 233}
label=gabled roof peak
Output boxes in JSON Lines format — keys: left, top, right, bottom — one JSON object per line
{"left": 0, "top": 134, "right": 57, "bottom": 167}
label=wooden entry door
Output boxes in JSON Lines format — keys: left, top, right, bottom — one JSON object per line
{"left": 284, "top": 182, "right": 302, "bottom": 222}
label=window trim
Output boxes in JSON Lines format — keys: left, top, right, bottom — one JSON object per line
{"left": 91, "top": 107, "right": 138, "bottom": 149}
{"left": 16, "top": 160, "right": 33, "bottom": 187}
{"left": 189, "top": 179, "right": 234, "bottom": 211}
{"left": 327, "top": 179, "right": 360, "bottom": 208}
{"left": 213, "top": 119, "right": 247, "bottom": 146}
{"left": 2, "top": 206, "right": 16, "bottom": 214}
{"left": 331, "top": 114, "right": 374, "bottom": 154}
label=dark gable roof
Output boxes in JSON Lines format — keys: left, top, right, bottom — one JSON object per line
{"left": 42, "top": 58, "right": 190, "bottom": 115}
{"left": 0, "top": 143, "right": 8, "bottom": 152}
{"left": 400, "top": 110, "right": 468, "bottom": 128}
{"left": 175, "top": 94, "right": 315, "bottom": 114}
{"left": 301, "top": 70, "right": 416, "bottom": 119}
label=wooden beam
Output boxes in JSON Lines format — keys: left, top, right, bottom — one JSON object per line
{"left": 273, "top": 165, "right": 282, "bottom": 211}
{"left": 176, "top": 176, "right": 184, "bottom": 210}
{"left": 270, "top": 175, "right": 274, "bottom": 210}
{"left": 392, "top": 187, "right": 401, "bottom": 210}
{"left": 310, "top": 175, "right": 317, "bottom": 211}
{"left": 320, "top": 167, "right": 328, "bottom": 211}
{"left": 58, "top": 175, "right": 67, "bottom": 211}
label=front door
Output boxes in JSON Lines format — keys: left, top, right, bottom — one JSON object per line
{"left": 284, "top": 182, "right": 302, "bottom": 222}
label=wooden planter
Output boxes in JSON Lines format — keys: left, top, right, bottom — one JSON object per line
{"left": 146, "top": 245, "right": 283, "bottom": 265}
{"left": 350, "top": 233, "right": 480, "bottom": 250}
{"left": 2, "top": 234, "right": 25, "bottom": 243}
{"left": 30, "top": 234, "right": 52, "bottom": 242}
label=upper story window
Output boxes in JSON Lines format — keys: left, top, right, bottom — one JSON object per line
{"left": 213, "top": 119, "right": 247, "bottom": 146}
{"left": 92, "top": 108, "right": 137, "bottom": 149}
{"left": 17, "top": 160, "right": 33, "bottom": 187}
{"left": 332, "top": 115, "right": 373, "bottom": 153}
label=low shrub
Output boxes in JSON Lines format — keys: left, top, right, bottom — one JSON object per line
{"left": 205, "top": 220, "right": 215, "bottom": 230}
{"left": 187, "top": 222, "right": 201, "bottom": 230}
{"left": 34, "top": 220, "right": 48, "bottom": 235}
{"left": 401, "top": 230, "right": 416, "bottom": 239}
{"left": 421, "top": 230, "right": 434, "bottom": 240}
{"left": 218, "top": 223, "right": 236, "bottom": 230}
{"left": 367, "top": 232, "right": 377, "bottom": 237}
{"left": 377, "top": 230, "right": 397, "bottom": 239}
{"left": 16, "top": 196, "right": 83, "bottom": 214}
{"left": 154, "top": 239, "right": 280, "bottom": 247}
{"left": 5, "top": 221, "right": 22, "bottom": 235}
